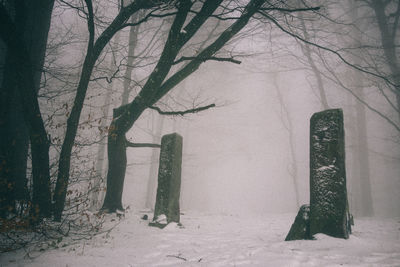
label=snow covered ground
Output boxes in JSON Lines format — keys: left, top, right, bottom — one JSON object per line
{"left": 1, "top": 211, "right": 400, "bottom": 266}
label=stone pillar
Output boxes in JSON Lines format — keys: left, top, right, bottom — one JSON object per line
{"left": 285, "top": 204, "right": 311, "bottom": 241}
{"left": 309, "top": 108, "right": 350, "bottom": 239}
{"left": 151, "top": 133, "right": 182, "bottom": 227}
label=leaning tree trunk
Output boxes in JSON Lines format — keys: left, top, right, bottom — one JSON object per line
{"left": 53, "top": 55, "right": 97, "bottom": 221}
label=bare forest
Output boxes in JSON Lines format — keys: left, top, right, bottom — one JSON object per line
{"left": 0, "top": 0, "right": 399, "bottom": 266}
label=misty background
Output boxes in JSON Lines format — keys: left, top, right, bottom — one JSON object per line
{"left": 2, "top": 0, "right": 399, "bottom": 221}
{"left": 50, "top": 0, "right": 400, "bottom": 218}
{"left": 124, "top": 59, "right": 400, "bottom": 217}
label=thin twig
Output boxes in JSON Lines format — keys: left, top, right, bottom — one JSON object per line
{"left": 173, "top": 56, "right": 241, "bottom": 65}
{"left": 166, "top": 254, "right": 187, "bottom": 261}
{"left": 149, "top": 103, "right": 216, "bottom": 116}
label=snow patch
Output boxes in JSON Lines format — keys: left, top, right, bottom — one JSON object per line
{"left": 1, "top": 212, "right": 399, "bottom": 266}
{"left": 316, "top": 165, "right": 336, "bottom": 171}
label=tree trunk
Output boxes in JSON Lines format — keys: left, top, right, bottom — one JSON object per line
{"left": 7, "top": 88, "right": 29, "bottom": 203}
{"left": 0, "top": 50, "right": 29, "bottom": 216}
{"left": 100, "top": 125, "right": 127, "bottom": 212}
{"left": 91, "top": 31, "right": 121, "bottom": 210}
{"left": 53, "top": 55, "right": 97, "bottom": 221}
{"left": 0, "top": 0, "right": 54, "bottom": 219}
{"left": 96, "top": 15, "right": 140, "bottom": 211}
{"left": 101, "top": 101, "right": 146, "bottom": 212}
{"left": 100, "top": 0, "right": 265, "bottom": 213}
{"left": 53, "top": 0, "right": 152, "bottom": 221}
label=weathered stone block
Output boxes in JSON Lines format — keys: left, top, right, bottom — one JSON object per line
{"left": 151, "top": 133, "right": 183, "bottom": 227}
{"left": 309, "top": 108, "right": 350, "bottom": 239}
{"left": 285, "top": 204, "right": 311, "bottom": 241}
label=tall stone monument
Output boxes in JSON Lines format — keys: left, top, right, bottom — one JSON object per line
{"left": 309, "top": 108, "right": 350, "bottom": 239}
{"left": 151, "top": 133, "right": 183, "bottom": 228}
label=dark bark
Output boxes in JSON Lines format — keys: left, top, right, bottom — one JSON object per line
{"left": 101, "top": 129, "right": 127, "bottom": 212}
{"left": 91, "top": 34, "right": 119, "bottom": 210}
{"left": 0, "top": 49, "right": 29, "bottom": 217}
{"left": 5, "top": 85, "right": 30, "bottom": 202}
{"left": 0, "top": 0, "right": 54, "bottom": 219}
{"left": 53, "top": 54, "right": 97, "bottom": 221}
{"left": 101, "top": 101, "right": 146, "bottom": 212}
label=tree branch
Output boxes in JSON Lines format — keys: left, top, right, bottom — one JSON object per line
{"left": 318, "top": 51, "right": 400, "bottom": 132}
{"left": 149, "top": 103, "right": 216, "bottom": 116}
{"left": 84, "top": 0, "right": 95, "bottom": 51}
{"left": 257, "top": 10, "right": 399, "bottom": 92}
{"left": 90, "top": 64, "right": 121, "bottom": 83}
{"left": 166, "top": 254, "right": 187, "bottom": 261}
{"left": 125, "top": 141, "right": 161, "bottom": 148}
{"left": 58, "top": 0, "right": 87, "bottom": 16}
{"left": 131, "top": 0, "right": 194, "bottom": 106}
{"left": 117, "top": 10, "right": 177, "bottom": 32}
{"left": 173, "top": 56, "right": 241, "bottom": 65}
{"left": 260, "top": 6, "right": 320, "bottom": 13}
{"left": 153, "top": 0, "right": 266, "bottom": 102}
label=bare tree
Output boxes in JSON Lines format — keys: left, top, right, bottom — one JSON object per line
{"left": 53, "top": 0, "right": 178, "bottom": 221}
{"left": 101, "top": 0, "right": 270, "bottom": 212}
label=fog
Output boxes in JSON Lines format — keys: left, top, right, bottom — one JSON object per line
{"left": 123, "top": 57, "right": 400, "bottom": 217}
{"left": 3, "top": 0, "right": 398, "bottom": 221}
{"left": 63, "top": 4, "right": 399, "bottom": 218}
